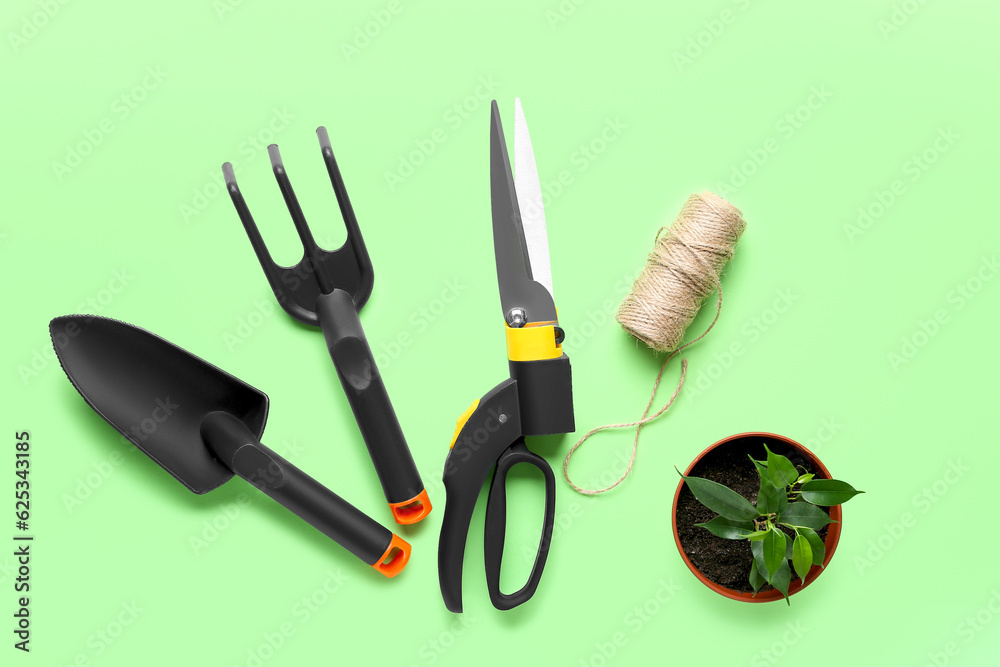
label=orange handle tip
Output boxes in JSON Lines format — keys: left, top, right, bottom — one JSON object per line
{"left": 389, "top": 488, "right": 432, "bottom": 525}
{"left": 372, "top": 533, "right": 411, "bottom": 578}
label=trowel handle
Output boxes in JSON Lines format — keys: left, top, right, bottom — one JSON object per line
{"left": 315, "top": 289, "right": 431, "bottom": 525}
{"left": 200, "top": 411, "right": 410, "bottom": 577}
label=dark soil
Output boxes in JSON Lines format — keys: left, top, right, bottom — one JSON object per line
{"left": 675, "top": 436, "right": 829, "bottom": 593}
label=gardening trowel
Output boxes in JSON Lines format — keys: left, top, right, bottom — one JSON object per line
{"left": 48, "top": 314, "right": 410, "bottom": 577}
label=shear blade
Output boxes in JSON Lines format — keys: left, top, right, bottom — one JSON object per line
{"left": 490, "top": 100, "right": 557, "bottom": 325}
{"left": 513, "top": 98, "right": 554, "bottom": 301}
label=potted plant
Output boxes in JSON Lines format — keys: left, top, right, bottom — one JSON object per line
{"left": 672, "top": 432, "right": 862, "bottom": 603}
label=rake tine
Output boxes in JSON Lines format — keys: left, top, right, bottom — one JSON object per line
{"left": 268, "top": 144, "right": 334, "bottom": 295}
{"left": 223, "top": 162, "right": 283, "bottom": 280}
{"left": 316, "top": 127, "right": 371, "bottom": 271}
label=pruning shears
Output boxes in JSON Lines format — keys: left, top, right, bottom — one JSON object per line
{"left": 438, "top": 99, "right": 575, "bottom": 612}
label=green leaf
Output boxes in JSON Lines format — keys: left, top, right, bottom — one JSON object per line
{"left": 800, "top": 479, "right": 864, "bottom": 506}
{"left": 770, "top": 560, "right": 792, "bottom": 605}
{"left": 747, "top": 531, "right": 769, "bottom": 541}
{"left": 795, "top": 473, "right": 815, "bottom": 485}
{"left": 762, "top": 527, "right": 787, "bottom": 582}
{"left": 749, "top": 558, "right": 765, "bottom": 595}
{"left": 678, "top": 469, "right": 760, "bottom": 521}
{"left": 779, "top": 502, "right": 834, "bottom": 530}
{"left": 784, "top": 533, "right": 794, "bottom": 559}
{"left": 798, "top": 526, "right": 826, "bottom": 567}
{"left": 756, "top": 474, "right": 788, "bottom": 515}
{"left": 695, "top": 516, "right": 756, "bottom": 540}
{"left": 767, "top": 479, "right": 788, "bottom": 515}
{"left": 751, "top": 538, "right": 770, "bottom": 581}
{"left": 753, "top": 454, "right": 788, "bottom": 515}
{"left": 764, "top": 444, "right": 799, "bottom": 489}
{"left": 791, "top": 534, "right": 813, "bottom": 582}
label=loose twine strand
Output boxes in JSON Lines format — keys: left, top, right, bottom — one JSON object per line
{"left": 563, "top": 191, "right": 746, "bottom": 495}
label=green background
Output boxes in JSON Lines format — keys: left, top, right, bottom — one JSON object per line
{"left": 4, "top": 0, "right": 999, "bottom": 664}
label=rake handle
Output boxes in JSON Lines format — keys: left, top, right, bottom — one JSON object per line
{"left": 316, "top": 289, "right": 431, "bottom": 524}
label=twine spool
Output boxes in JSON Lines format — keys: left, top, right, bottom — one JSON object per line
{"left": 618, "top": 192, "right": 745, "bottom": 351}
{"left": 563, "top": 191, "right": 745, "bottom": 495}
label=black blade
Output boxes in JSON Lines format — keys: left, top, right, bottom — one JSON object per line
{"left": 49, "top": 315, "right": 268, "bottom": 494}
{"left": 490, "top": 100, "right": 557, "bottom": 324}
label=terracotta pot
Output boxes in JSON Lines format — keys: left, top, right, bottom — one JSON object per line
{"left": 671, "top": 432, "right": 842, "bottom": 602}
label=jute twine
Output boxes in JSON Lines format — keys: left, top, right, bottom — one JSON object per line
{"left": 563, "top": 191, "right": 746, "bottom": 495}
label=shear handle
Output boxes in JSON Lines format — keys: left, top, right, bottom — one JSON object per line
{"left": 438, "top": 380, "right": 522, "bottom": 612}
{"left": 483, "top": 441, "right": 556, "bottom": 611}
